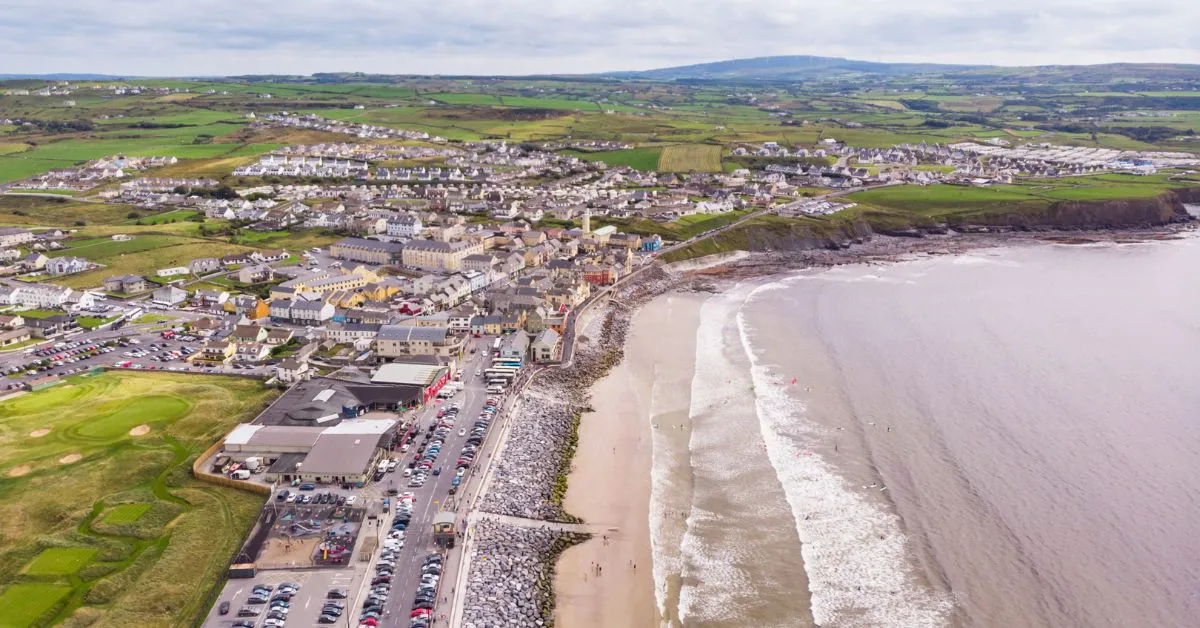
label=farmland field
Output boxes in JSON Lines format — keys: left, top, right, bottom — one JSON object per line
{"left": 0, "top": 372, "right": 277, "bottom": 628}
{"left": 564, "top": 147, "right": 662, "bottom": 171}
{"left": 658, "top": 144, "right": 723, "bottom": 172}
{"left": 51, "top": 237, "right": 256, "bottom": 289}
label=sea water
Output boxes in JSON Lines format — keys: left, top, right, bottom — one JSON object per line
{"left": 650, "top": 234, "right": 1200, "bottom": 627}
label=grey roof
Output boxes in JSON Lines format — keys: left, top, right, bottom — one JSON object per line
{"left": 291, "top": 300, "right": 329, "bottom": 311}
{"left": 333, "top": 237, "right": 404, "bottom": 253}
{"left": 533, "top": 328, "right": 560, "bottom": 346}
{"left": 404, "top": 239, "right": 474, "bottom": 252}
{"left": 376, "top": 325, "right": 449, "bottom": 343}
{"left": 300, "top": 433, "right": 384, "bottom": 475}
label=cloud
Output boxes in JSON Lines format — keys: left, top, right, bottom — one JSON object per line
{"left": 2, "top": 0, "right": 1199, "bottom": 75}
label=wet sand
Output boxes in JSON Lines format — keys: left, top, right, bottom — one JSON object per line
{"left": 554, "top": 295, "right": 694, "bottom": 628}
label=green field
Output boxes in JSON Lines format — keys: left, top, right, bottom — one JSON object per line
{"left": 658, "top": 144, "right": 723, "bottom": 172}
{"left": 102, "top": 503, "right": 151, "bottom": 525}
{"left": 50, "top": 236, "right": 255, "bottom": 290}
{"left": 24, "top": 548, "right": 98, "bottom": 576}
{"left": 564, "top": 147, "right": 662, "bottom": 171}
{"left": 131, "top": 313, "right": 173, "bottom": 324}
{"left": 0, "top": 584, "right": 72, "bottom": 627}
{"left": 599, "top": 210, "right": 750, "bottom": 241}
{"left": 845, "top": 174, "right": 1190, "bottom": 226}
{"left": 76, "top": 316, "right": 118, "bottom": 330}
{"left": 0, "top": 372, "right": 277, "bottom": 627}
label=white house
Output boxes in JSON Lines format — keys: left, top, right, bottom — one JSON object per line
{"left": 7, "top": 284, "right": 73, "bottom": 308}
{"left": 386, "top": 214, "right": 424, "bottom": 238}
{"left": 151, "top": 285, "right": 188, "bottom": 306}
{"left": 275, "top": 358, "right": 310, "bottom": 383}
{"left": 156, "top": 266, "right": 190, "bottom": 278}
{"left": 45, "top": 257, "right": 91, "bottom": 276}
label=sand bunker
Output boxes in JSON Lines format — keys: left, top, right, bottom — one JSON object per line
{"left": 7, "top": 464, "right": 31, "bottom": 477}
{"left": 128, "top": 424, "right": 150, "bottom": 437}
{"left": 59, "top": 453, "right": 82, "bottom": 465}
{"left": 29, "top": 428, "right": 50, "bottom": 438}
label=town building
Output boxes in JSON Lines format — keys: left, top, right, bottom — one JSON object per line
{"left": 386, "top": 215, "right": 424, "bottom": 238}
{"left": 0, "top": 227, "right": 34, "bottom": 248}
{"left": 45, "top": 256, "right": 90, "bottom": 276}
{"left": 275, "top": 358, "right": 311, "bottom": 383}
{"left": 531, "top": 328, "right": 561, "bottom": 363}
{"left": 151, "top": 285, "right": 188, "bottom": 306}
{"left": 401, "top": 239, "right": 484, "bottom": 272}
{"left": 103, "top": 274, "right": 148, "bottom": 294}
{"left": 374, "top": 324, "right": 461, "bottom": 358}
{"left": 369, "top": 361, "right": 451, "bottom": 404}
{"left": 330, "top": 237, "right": 405, "bottom": 265}
{"left": 499, "top": 330, "right": 530, "bottom": 362}
{"left": 269, "top": 299, "right": 336, "bottom": 324}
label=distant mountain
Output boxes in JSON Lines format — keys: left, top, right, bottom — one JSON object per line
{"left": 606, "top": 55, "right": 987, "bottom": 81}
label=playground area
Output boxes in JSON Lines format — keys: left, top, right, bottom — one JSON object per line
{"left": 246, "top": 504, "right": 366, "bottom": 569}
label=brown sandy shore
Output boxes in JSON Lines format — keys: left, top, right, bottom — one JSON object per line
{"left": 548, "top": 225, "right": 1195, "bottom": 627}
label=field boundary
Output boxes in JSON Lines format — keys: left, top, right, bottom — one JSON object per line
{"left": 191, "top": 440, "right": 272, "bottom": 496}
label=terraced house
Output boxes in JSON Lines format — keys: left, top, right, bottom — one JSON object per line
{"left": 270, "top": 265, "right": 380, "bottom": 300}
{"left": 374, "top": 324, "right": 462, "bottom": 358}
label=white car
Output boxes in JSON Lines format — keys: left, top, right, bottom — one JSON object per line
{"left": 345, "top": 495, "right": 357, "bottom": 505}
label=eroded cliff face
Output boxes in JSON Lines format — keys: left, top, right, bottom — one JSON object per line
{"left": 964, "top": 190, "right": 1195, "bottom": 230}
{"left": 712, "top": 188, "right": 1198, "bottom": 255}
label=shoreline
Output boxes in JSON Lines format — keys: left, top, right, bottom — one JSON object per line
{"left": 462, "top": 222, "right": 1198, "bottom": 627}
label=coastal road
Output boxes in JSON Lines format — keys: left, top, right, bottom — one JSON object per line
{"left": 350, "top": 342, "right": 498, "bottom": 627}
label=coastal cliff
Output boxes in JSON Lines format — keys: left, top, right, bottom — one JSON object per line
{"left": 961, "top": 189, "right": 1195, "bottom": 230}
{"left": 665, "top": 188, "right": 1198, "bottom": 261}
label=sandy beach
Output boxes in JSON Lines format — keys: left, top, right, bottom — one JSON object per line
{"left": 554, "top": 292, "right": 706, "bottom": 628}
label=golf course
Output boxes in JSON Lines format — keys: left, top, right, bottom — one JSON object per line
{"left": 0, "top": 371, "right": 278, "bottom": 628}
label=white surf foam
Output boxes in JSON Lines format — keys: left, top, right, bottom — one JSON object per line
{"left": 647, "top": 355, "right": 682, "bottom": 623}
{"left": 675, "top": 290, "right": 752, "bottom": 623}
{"left": 734, "top": 290, "right": 955, "bottom": 628}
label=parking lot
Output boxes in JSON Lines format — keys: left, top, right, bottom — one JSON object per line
{"left": 0, "top": 325, "right": 270, "bottom": 386}
{"left": 202, "top": 569, "right": 363, "bottom": 628}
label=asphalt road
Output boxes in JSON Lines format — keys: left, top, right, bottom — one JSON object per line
{"left": 353, "top": 342, "right": 497, "bottom": 627}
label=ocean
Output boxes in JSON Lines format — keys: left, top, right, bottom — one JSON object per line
{"left": 648, "top": 233, "right": 1200, "bottom": 627}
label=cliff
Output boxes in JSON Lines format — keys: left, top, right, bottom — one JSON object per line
{"left": 662, "top": 188, "right": 1198, "bottom": 262}
{"left": 958, "top": 189, "right": 1196, "bottom": 230}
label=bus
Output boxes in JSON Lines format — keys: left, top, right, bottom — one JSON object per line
{"left": 492, "top": 338, "right": 502, "bottom": 353}
{"left": 493, "top": 360, "right": 522, "bottom": 368}
{"left": 487, "top": 365, "right": 519, "bottom": 373}
{"left": 484, "top": 369, "right": 516, "bottom": 381}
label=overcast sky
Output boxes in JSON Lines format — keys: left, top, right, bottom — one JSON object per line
{"left": 4, "top": 0, "right": 1200, "bottom": 76}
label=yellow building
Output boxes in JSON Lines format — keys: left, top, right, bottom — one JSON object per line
{"left": 401, "top": 239, "right": 484, "bottom": 272}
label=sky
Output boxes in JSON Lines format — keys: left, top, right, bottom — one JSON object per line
{"left": 4, "top": 0, "right": 1200, "bottom": 76}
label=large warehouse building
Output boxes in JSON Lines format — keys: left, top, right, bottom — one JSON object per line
{"left": 223, "top": 418, "right": 397, "bottom": 485}
{"left": 370, "top": 362, "right": 451, "bottom": 404}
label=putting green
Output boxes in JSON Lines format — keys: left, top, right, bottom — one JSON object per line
{"left": 24, "top": 547, "right": 97, "bottom": 576}
{"left": 103, "top": 503, "right": 152, "bottom": 525}
{"left": 73, "top": 395, "right": 191, "bottom": 439}
{"left": 0, "top": 372, "right": 279, "bottom": 627}
{"left": 0, "top": 583, "right": 72, "bottom": 627}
